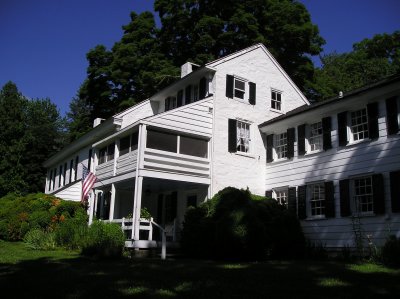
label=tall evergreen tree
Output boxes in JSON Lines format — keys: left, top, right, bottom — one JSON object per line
{"left": 0, "top": 82, "right": 64, "bottom": 196}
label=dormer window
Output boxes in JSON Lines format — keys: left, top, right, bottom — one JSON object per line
{"left": 165, "top": 96, "right": 177, "bottom": 111}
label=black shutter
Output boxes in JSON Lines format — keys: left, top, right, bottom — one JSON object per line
{"left": 297, "top": 185, "right": 307, "bottom": 220}
{"left": 324, "top": 181, "right": 335, "bottom": 218}
{"left": 322, "top": 117, "right": 332, "bottom": 150}
{"left": 177, "top": 90, "right": 183, "bottom": 107}
{"left": 164, "top": 98, "right": 170, "bottom": 111}
{"left": 287, "top": 128, "right": 295, "bottom": 159}
{"left": 372, "top": 173, "right": 385, "bottom": 214}
{"left": 288, "top": 187, "right": 297, "bottom": 215}
{"left": 249, "top": 82, "right": 256, "bottom": 105}
{"left": 339, "top": 179, "right": 351, "bottom": 217}
{"left": 185, "top": 85, "right": 192, "bottom": 103}
{"left": 386, "top": 96, "right": 399, "bottom": 135}
{"left": 226, "top": 75, "right": 234, "bottom": 98}
{"left": 199, "top": 77, "right": 207, "bottom": 99}
{"left": 337, "top": 111, "right": 348, "bottom": 146}
{"left": 297, "top": 124, "right": 306, "bottom": 156}
{"left": 228, "top": 119, "right": 237, "bottom": 152}
{"left": 88, "top": 149, "right": 92, "bottom": 171}
{"left": 390, "top": 170, "right": 400, "bottom": 213}
{"left": 266, "top": 134, "right": 274, "bottom": 162}
{"left": 265, "top": 190, "right": 273, "bottom": 198}
{"left": 367, "top": 102, "right": 379, "bottom": 139}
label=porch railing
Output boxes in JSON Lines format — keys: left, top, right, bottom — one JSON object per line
{"left": 109, "top": 217, "right": 177, "bottom": 260}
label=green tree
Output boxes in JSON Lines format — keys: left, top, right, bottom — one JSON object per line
{"left": 155, "top": 0, "right": 325, "bottom": 89}
{"left": 0, "top": 82, "right": 64, "bottom": 196}
{"left": 0, "top": 82, "right": 28, "bottom": 195}
{"left": 311, "top": 31, "right": 400, "bottom": 100}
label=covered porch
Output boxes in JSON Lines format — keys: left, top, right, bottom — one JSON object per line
{"left": 90, "top": 177, "right": 209, "bottom": 248}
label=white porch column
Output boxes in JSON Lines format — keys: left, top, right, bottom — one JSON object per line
{"left": 132, "top": 176, "right": 143, "bottom": 240}
{"left": 113, "top": 140, "right": 119, "bottom": 176}
{"left": 109, "top": 183, "right": 116, "bottom": 221}
{"left": 88, "top": 191, "right": 95, "bottom": 225}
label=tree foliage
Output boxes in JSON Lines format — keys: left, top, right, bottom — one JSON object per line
{"left": 0, "top": 82, "right": 65, "bottom": 196}
{"left": 68, "top": 1, "right": 324, "bottom": 139}
{"left": 310, "top": 31, "right": 400, "bottom": 100}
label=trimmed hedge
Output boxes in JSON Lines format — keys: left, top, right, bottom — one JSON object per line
{"left": 181, "top": 187, "right": 305, "bottom": 260}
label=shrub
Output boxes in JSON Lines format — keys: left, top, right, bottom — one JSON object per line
{"left": 55, "top": 209, "right": 88, "bottom": 249}
{"left": 381, "top": 235, "right": 400, "bottom": 267}
{"left": 0, "top": 193, "right": 83, "bottom": 241}
{"left": 81, "top": 221, "right": 125, "bottom": 258}
{"left": 24, "top": 228, "right": 56, "bottom": 250}
{"left": 181, "top": 187, "right": 305, "bottom": 260}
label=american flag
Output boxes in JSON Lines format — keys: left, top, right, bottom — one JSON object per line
{"left": 81, "top": 164, "right": 96, "bottom": 202}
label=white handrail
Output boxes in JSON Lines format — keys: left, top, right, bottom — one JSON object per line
{"left": 150, "top": 220, "right": 167, "bottom": 260}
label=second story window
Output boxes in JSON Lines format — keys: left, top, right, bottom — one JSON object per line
{"left": 236, "top": 121, "right": 250, "bottom": 153}
{"left": 274, "top": 188, "right": 288, "bottom": 207}
{"left": 275, "top": 133, "right": 287, "bottom": 159}
{"left": 165, "top": 96, "right": 177, "bottom": 111}
{"left": 309, "top": 122, "right": 323, "bottom": 152}
{"left": 119, "top": 132, "right": 139, "bottom": 156}
{"left": 99, "top": 143, "right": 115, "bottom": 165}
{"left": 271, "top": 90, "right": 282, "bottom": 111}
{"left": 351, "top": 108, "right": 369, "bottom": 141}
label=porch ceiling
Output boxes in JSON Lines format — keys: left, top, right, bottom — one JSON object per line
{"left": 143, "top": 177, "right": 207, "bottom": 193}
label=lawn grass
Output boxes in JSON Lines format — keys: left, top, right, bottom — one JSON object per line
{"left": 0, "top": 241, "right": 399, "bottom": 298}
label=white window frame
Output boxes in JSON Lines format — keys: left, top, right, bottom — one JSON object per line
{"left": 271, "top": 89, "right": 282, "bottom": 111}
{"left": 273, "top": 187, "right": 288, "bottom": 208}
{"left": 234, "top": 77, "right": 246, "bottom": 101}
{"left": 98, "top": 143, "right": 115, "bottom": 165}
{"left": 236, "top": 120, "right": 251, "bottom": 153}
{"left": 307, "top": 121, "right": 323, "bottom": 153}
{"left": 307, "top": 183, "right": 326, "bottom": 219}
{"left": 274, "top": 132, "right": 287, "bottom": 160}
{"left": 351, "top": 176, "right": 374, "bottom": 216}
{"left": 348, "top": 108, "right": 369, "bottom": 143}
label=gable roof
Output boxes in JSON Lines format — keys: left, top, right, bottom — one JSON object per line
{"left": 259, "top": 74, "right": 400, "bottom": 128}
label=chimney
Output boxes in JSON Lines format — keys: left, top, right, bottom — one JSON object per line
{"left": 93, "top": 118, "right": 105, "bottom": 128}
{"left": 181, "top": 62, "right": 200, "bottom": 78}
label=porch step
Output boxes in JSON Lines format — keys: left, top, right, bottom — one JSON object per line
{"left": 125, "top": 240, "right": 157, "bottom": 249}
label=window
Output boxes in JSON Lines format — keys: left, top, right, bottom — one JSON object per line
{"left": 147, "top": 130, "right": 177, "bottom": 153}
{"left": 63, "top": 163, "right": 67, "bottom": 186}
{"left": 309, "top": 122, "right": 323, "bottom": 152}
{"left": 98, "top": 143, "right": 115, "bottom": 165}
{"left": 236, "top": 121, "right": 250, "bottom": 153}
{"left": 353, "top": 177, "right": 373, "bottom": 214}
{"left": 234, "top": 78, "right": 246, "bottom": 100}
{"left": 180, "top": 136, "right": 208, "bottom": 158}
{"left": 274, "top": 189, "right": 288, "bottom": 207}
{"left": 119, "top": 136, "right": 131, "bottom": 156}
{"left": 275, "top": 133, "right": 287, "bottom": 159}
{"left": 351, "top": 108, "right": 369, "bottom": 141}
{"left": 53, "top": 168, "right": 57, "bottom": 190}
{"left": 271, "top": 90, "right": 282, "bottom": 110}
{"left": 165, "top": 96, "right": 177, "bottom": 111}
{"left": 309, "top": 184, "right": 325, "bottom": 217}
{"left": 74, "top": 156, "right": 79, "bottom": 181}
{"left": 193, "top": 85, "right": 199, "bottom": 102}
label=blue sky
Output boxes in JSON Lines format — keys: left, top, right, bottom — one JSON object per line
{"left": 0, "top": 0, "right": 398, "bottom": 116}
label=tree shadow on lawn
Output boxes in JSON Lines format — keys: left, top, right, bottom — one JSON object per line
{"left": 0, "top": 256, "right": 399, "bottom": 299}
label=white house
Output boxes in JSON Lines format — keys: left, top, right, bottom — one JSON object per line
{"left": 44, "top": 44, "right": 400, "bottom": 250}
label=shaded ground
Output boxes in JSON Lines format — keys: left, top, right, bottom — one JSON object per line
{"left": 0, "top": 242, "right": 399, "bottom": 298}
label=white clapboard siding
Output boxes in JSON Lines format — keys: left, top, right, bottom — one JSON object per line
{"left": 302, "top": 215, "right": 400, "bottom": 248}
{"left": 145, "top": 98, "right": 213, "bottom": 136}
{"left": 116, "top": 150, "right": 138, "bottom": 175}
{"left": 95, "top": 161, "right": 114, "bottom": 180}
{"left": 54, "top": 181, "right": 81, "bottom": 202}
{"left": 143, "top": 148, "right": 210, "bottom": 178}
